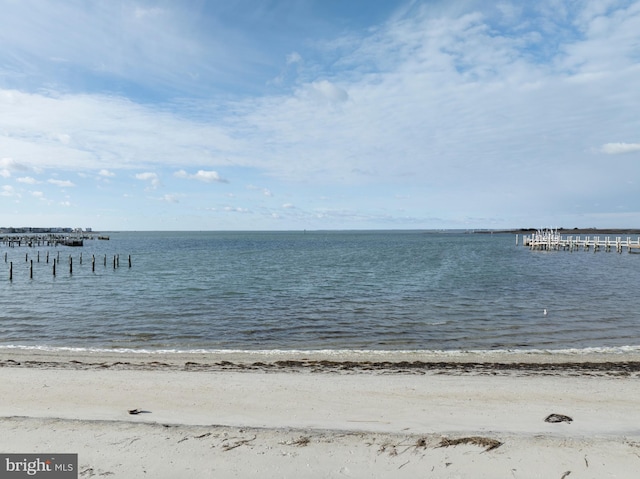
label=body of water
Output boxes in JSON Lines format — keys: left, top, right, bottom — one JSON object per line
{"left": 1, "top": 230, "right": 639, "bottom": 354}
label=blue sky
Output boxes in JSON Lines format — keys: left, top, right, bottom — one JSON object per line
{"left": 1, "top": 0, "right": 639, "bottom": 231}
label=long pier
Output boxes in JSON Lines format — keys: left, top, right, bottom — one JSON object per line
{"left": 520, "top": 229, "right": 640, "bottom": 253}
{"left": 0, "top": 233, "right": 92, "bottom": 248}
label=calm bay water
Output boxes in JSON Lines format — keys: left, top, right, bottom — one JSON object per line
{"left": 1, "top": 230, "right": 639, "bottom": 353}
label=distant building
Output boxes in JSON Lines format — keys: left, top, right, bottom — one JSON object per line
{"left": 0, "top": 226, "right": 87, "bottom": 234}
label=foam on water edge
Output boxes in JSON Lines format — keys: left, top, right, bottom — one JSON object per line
{"left": 2, "top": 344, "right": 640, "bottom": 357}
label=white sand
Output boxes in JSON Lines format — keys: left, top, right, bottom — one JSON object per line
{"left": 1, "top": 350, "right": 640, "bottom": 478}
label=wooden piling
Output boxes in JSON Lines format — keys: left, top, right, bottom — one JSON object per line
{"left": 70, "top": 256, "right": 73, "bottom": 275}
{"left": 9, "top": 261, "right": 12, "bottom": 281}
{"left": 53, "top": 259, "right": 56, "bottom": 277}
{"left": 30, "top": 259, "right": 33, "bottom": 279}
{"left": 128, "top": 255, "right": 132, "bottom": 268}
{"left": 92, "top": 254, "right": 95, "bottom": 272}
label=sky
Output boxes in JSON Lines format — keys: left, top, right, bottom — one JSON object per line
{"left": 1, "top": 0, "right": 640, "bottom": 231}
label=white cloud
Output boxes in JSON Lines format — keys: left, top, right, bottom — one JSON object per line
{"left": 48, "top": 179, "right": 75, "bottom": 187}
{"left": 17, "top": 177, "right": 38, "bottom": 184}
{"left": 194, "top": 170, "right": 226, "bottom": 183}
{"left": 174, "top": 169, "right": 227, "bottom": 183}
{"left": 135, "top": 172, "right": 160, "bottom": 188}
{"left": 0, "top": 91, "right": 241, "bottom": 173}
{"left": 136, "top": 172, "right": 157, "bottom": 181}
{"left": 99, "top": 169, "right": 115, "bottom": 177}
{"left": 223, "top": 206, "right": 250, "bottom": 213}
{"left": 31, "top": 191, "right": 44, "bottom": 198}
{"left": 282, "top": 203, "right": 295, "bottom": 209}
{"left": 600, "top": 143, "right": 640, "bottom": 155}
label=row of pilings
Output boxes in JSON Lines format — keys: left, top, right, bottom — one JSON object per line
{"left": 3, "top": 251, "right": 131, "bottom": 280}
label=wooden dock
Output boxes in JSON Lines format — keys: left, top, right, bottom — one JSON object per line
{"left": 520, "top": 229, "right": 640, "bottom": 253}
{"left": 0, "top": 233, "right": 91, "bottom": 248}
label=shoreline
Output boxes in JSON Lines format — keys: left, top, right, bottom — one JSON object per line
{"left": 2, "top": 349, "right": 640, "bottom": 477}
{"left": 3, "top": 347, "right": 640, "bottom": 375}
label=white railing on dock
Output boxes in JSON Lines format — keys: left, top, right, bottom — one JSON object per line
{"left": 520, "top": 229, "right": 640, "bottom": 253}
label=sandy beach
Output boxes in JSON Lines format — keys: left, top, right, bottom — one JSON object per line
{"left": 1, "top": 349, "right": 640, "bottom": 478}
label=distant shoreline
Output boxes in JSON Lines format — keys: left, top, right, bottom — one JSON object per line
{"left": 478, "top": 228, "right": 640, "bottom": 235}
{"left": 3, "top": 228, "right": 640, "bottom": 235}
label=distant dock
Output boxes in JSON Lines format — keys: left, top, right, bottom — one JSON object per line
{"left": 520, "top": 229, "right": 640, "bottom": 253}
{"left": 0, "top": 233, "right": 92, "bottom": 248}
